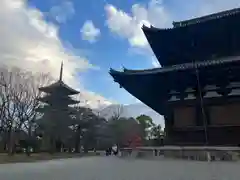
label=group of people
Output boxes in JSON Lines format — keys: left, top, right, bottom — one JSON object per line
{"left": 105, "top": 145, "right": 118, "bottom": 156}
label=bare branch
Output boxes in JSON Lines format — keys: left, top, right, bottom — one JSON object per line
{"left": 0, "top": 65, "right": 54, "bottom": 153}
{"left": 111, "top": 104, "right": 124, "bottom": 121}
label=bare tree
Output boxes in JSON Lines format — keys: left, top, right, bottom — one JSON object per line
{"left": 0, "top": 67, "right": 21, "bottom": 154}
{"left": 111, "top": 104, "right": 124, "bottom": 121}
{"left": 0, "top": 66, "right": 53, "bottom": 155}
{"left": 0, "top": 71, "right": 8, "bottom": 135}
{"left": 13, "top": 71, "right": 53, "bottom": 155}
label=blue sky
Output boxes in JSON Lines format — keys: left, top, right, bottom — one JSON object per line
{"left": 1, "top": 0, "right": 239, "bottom": 108}
{"left": 29, "top": 0, "right": 240, "bottom": 105}
{"left": 27, "top": 0, "right": 162, "bottom": 105}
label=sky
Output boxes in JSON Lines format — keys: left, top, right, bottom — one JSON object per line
{"left": 1, "top": 0, "right": 240, "bottom": 109}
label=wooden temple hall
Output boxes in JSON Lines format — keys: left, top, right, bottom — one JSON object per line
{"left": 110, "top": 8, "right": 240, "bottom": 146}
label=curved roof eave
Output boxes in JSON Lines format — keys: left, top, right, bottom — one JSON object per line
{"left": 109, "top": 75, "right": 166, "bottom": 115}
{"left": 141, "top": 24, "right": 172, "bottom": 33}
{"left": 109, "top": 55, "right": 240, "bottom": 76}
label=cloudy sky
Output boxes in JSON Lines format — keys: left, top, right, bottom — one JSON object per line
{"left": 1, "top": 0, "right": 240, "bottom": 109}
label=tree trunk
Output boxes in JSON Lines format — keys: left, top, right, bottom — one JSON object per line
{"left": 7, "top": 127, "right": 14, "bottom": 156}
{"left": 49, "top": 137, "right": 55, "bottom": 154}
{"left": 25, "top": 138, "right": 31, "bottom": 156}
{"left": 25, "top": 125, "right": 32, "bottom": 156}
{"left": 26, "top": 146, "right": 30, "bottom": 156}
{"left": 74, "top": 138, "right": 80, "bottom": 153}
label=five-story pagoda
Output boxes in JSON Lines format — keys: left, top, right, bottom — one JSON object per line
{"left": 37, "top": 62, "right": 79, "bottom": 152}
{"left": 110, "top": 8, "right": 240, "bottom": 146}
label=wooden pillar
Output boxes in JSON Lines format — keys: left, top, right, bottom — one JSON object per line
{"left": 195, "top": 103, "right": 203, "bottom": 126}
{"left": 194, "top": 87, "right": 209, "bottom": 145}
{"left": 164, "top": 107, "right": 174, "bottom": 145}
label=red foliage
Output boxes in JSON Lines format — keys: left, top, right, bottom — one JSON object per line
{"left": 121, "top": 121, "right": 143, "bottom": 148}
{"left": 126, "top": 134, "right": 142, "bottom": 148}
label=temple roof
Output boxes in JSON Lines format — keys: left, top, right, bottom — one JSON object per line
{"left": 39, "top": 62, "right": 79, "bottom": 95}
{"left": 110, "top": 57, "right": 240, "bottom": 115}
{"left": 142, "top": 7, "right": 240, "bottom": 66}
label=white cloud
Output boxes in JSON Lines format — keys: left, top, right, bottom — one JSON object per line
{"left": 81, "top": 20, "right": 101, "bottom": 43}
{"left": 105, "top": 0, "right": 171, "bottom": 49}
{"left": 77, "top": 91, "right": 114, "bottom": 109}
{"left": 49, "top": 0, "right": 75, "bottom": 23}
{"left": 0, "top": 0, "right": 112, "bottom": 108}
{"left": 105, "top": 0, "right": 240, "bottom": 51}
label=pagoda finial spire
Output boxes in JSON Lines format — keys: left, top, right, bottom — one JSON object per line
{"left": 59, "top": 61, "right": 63, "bottom": 81}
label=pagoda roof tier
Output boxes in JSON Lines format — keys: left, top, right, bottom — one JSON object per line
{"left": 39, "top": 62, "right": 79, "bottom": 95}
{"left": 37, "top": 95, "right": 79, "bottom": 105}
{"left": 110, "top": 57, "right": 240, "bottom": 115}
{"left": 142, "top": 7, "right": 240, "bottom": 66}
{"left": 36, "top": 105, "right": 77, "bottom": 113}
{"left": 39, "top": 80, "right": 79, "bottom": 95}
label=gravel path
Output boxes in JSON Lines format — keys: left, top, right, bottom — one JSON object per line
{"left": 0, "top": 156, "right": 239, "bottom": 180}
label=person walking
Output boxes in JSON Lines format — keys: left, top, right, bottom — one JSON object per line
{"left": 112, "top": 144, "right": 118, "bottom": 156}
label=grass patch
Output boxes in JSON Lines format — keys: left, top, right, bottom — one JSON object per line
{"left": 0, "top": 152, "right": 101, "bottom": 164}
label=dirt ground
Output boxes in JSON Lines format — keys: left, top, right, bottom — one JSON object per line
{"left": 0, "top": 156, "right": 239, "bottom": 180}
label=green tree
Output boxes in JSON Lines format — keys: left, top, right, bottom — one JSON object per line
{"left": 149, "top": 124, "right": 164, "bottom": 146}
{"left": 150, "top": 124, "right": 163, "bottom": 139}
{"left": 136, "top": 114, "right": 154, "bottom": 140}
{"left": 71, "top": 106, "right": 104, "bottom": 153}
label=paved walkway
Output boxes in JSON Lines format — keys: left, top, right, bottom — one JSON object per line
{"left": 0, "top": 156, "right": 239, "bottom": 180}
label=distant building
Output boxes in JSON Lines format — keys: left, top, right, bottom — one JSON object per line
{"left": 110, "top": 8, "right": 240, "bottom": 146}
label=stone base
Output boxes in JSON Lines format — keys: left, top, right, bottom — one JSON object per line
{"left": 120, "top": 146, "right": 240, "bottom": 161}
